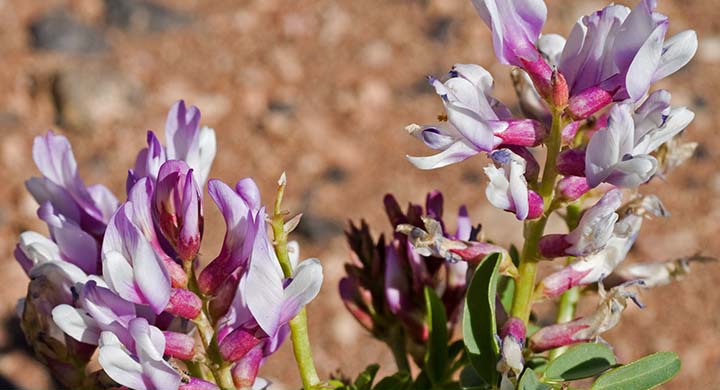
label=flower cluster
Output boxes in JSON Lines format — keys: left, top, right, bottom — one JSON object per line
{"left": 16, "top": 101, "right": 323, "bottom": 390}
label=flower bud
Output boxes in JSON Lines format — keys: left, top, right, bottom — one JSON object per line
{"left": 527, "top": 191, "right": 544, "bottom": 220}
{"left": 567, "top": 86, "right": 614, "bottom": 120}
{"left": 219, "top": 328, "right": 262, "bottom": 362}
{"left": 557, "top": 176, "right": 591, "bottom": 201}
{"left": 154, "top": 160, "right": 203, "bottom": 263}
{"left": 231, "top": 346, "right": 264, "bottom": 389}
{"left": 557, "top": 148, "right": 586, "bottom": 177}
{"left": 163, "top": 331, "right": 196, "bottom": 360}
{"left": 497, "top": 317, "right": 526, "bottom": 376}
{"left": 550, "top": 69, "right": 569, "bottom": 108}
{"left": 538, "top": 234, "right": 572, "bottom": 259}
{"left": 165, "top": 288, "right": 202, "bottom": 319}
{"left": 495, "top": 119, "right": 547, "bottom": 147}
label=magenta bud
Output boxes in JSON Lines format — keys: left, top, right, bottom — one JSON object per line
{"left": 561, "top": 121, "right": 581, "bottom": 144}
{"left": 567, "top": 86, "right": 614, "bottom": 120}
{"left": 550, "top": 69, "right": 569, "bottom": 108}
{"left": 538, "top": 234, "right": 572, "bottom": 259}
{"left": 520, "top": 56, "right": 553, "bottom": 99}
{"left": 231, "top": 346, "right": 264, "bottom": 389}
{"left": 165, "top": 288, "right": 202, "bottom": 319}
{"left": 154, "top": 160, "right": 203, "bottom": 263}
{"left": 496, "top": 119, "right": 547, "bottom": 147}
{"left": 450, "top": 242, "right": 505, "bottom": 265}
{"left": 198, "top": 252, "right": 234, "bottom": 295}
{"left": 219, "top": 328, "right": 262, "bottom": 362}
{"left": 501, "top": 317, "right": 526, "bottom": 342}
{"left": 557, "top": 176, "right": 591, "bottom": 201}
{"left": 529, "top": 322, "right": 592, "bottom": 352}
{"left": 527, "top": 191, "right": 544, "bottom": 220}
{"left": 180, "top": 377, "right": 220, "bottom": 390}
{"left": 538, "top": 266, "right": 593, "bottom": 298}
{"left": 163, "top": 257, "right": 189, "bottom": 288}
{"left": 557, "top": 148, "right": 586, "bottom": 177}
{"left": 163, "top": 331, "right": 196, "bottom": 360}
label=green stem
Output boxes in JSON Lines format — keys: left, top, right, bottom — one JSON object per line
{"left": 271, "top": 175, "right": 321, "bottom": 390}
{"left": 510, "top": 109, "right": 565, "bottom": 324}
{"left": 186, "top": 264, "right": 236, "bottom": 390}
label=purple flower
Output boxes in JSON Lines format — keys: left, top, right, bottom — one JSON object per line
{"left": 530, "top": 282, "right": 644, "bottom": 352}
{"left": 102, "top": 203, "right": 172, "bottom": 314}
{"left": 153, "top": 160, "right": 203, "bottom": 262}
{"left": 539, "top": 189, "right": 623, "bottom": 258}
{"left": 538, "top": 195, "right": 665, "bottom": 298}
{"left": 37, "top": 202, "right": 100, "bottom": 274}
{"left": 27, "top": 131, "right": 119, "bottom": 237}
{"left": 585, "top": 93, "right": 694, "bottom": 188}
{"left": 198, "top": 178, "right": 261, "bottom": 295}
{"left": 484, "top": 148, "right": 544, "bottom": 220}
{"left": 165, "top": 100, "right": 217, "bottom": 186}
{"left": 214, "top": 209, "right": 322, "bottom": 386}
{"left": 561, "top": 0, "right": 697, "bottom": 118}
{"left": 406, "top": 64, "right": 545, "bottom": 169}
{"left": 128, "top": 100, "right": 217, "bottom": 189}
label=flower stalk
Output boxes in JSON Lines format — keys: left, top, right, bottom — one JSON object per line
{"left": 511, "top": 109, "right": 565, "bottom": 324}
{"left": 271, "top": 174, "right": 321, "bottom": 390}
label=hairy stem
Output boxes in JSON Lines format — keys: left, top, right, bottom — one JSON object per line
{"left": 271, "top": 174, "right": 321, "bottom": 389}
{"left": 510, "top": 109, "right": 565, "bottom": 324}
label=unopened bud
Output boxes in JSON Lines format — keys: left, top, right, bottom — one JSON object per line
{"left": 163, "top": 331, "right": 196, "bottom": 360}
{"left": 165, "top": 288, "right": 202, "bottom": 319}
{"left": 567, "top": 87, "right": 614, "bottom": 120}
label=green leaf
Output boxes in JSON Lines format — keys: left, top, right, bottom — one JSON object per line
{"left": 526, "top": 356, "right": 549, "bottom": 375}
{"left": 459, "top": 365, "right": 488, "bottom": 390}
{"left": 509, "top": 244, "right": 520, "bottom": 267}
{"left": 425, "top": 286, "right": 449, "bottom": 384}
{"left": 498, "top": 276, "right": 515, "bottom": 314}
{"left": 544, "top": 343, "right": 616, "bottom": 381}
{"left": 354, "top": 364, "right": 380, "bottom": 390}
{"left": 462, "top": 253, "right": 502, "bottom": 386}
{"left": 591, "top": 352, "right": 681, "bottom": 390}
{"left": 374, "top": 372, "right": 411, "bottom": 390}
{"left": 518, "top": 368, "right": 550, "bottom": 390}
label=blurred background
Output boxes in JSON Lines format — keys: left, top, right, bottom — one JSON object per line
{"left": 0, "top": 0, "right": 718, "bottom": 388}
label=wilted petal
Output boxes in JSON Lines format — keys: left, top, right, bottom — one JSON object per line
{"left": 564, "top": 189, "right": 623, "bottom": 257}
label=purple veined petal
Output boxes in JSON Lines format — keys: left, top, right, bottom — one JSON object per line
{"left": 26, "top": 177, "right": 81, "bottom": 222}
{"left": 244, "top": 209, "right": 285, "bottom": 337}
{"left": 80, "top": 281, "right": 137, "bottom": 341}
{"left": 165, "top": 100, "right": 201, "bottom": 163}
{"left": 636, "top": 106, "right": 694, "bottom": 154}
{"left": 52, "top": 304, "right": 101, "bottom": 345}
{"left": 633, "top": 89, "right": 671, "bottom": 140}
{"left": 613, "top": 0, "right": 666, "bottom": 70}
{"left": 278, "top": 259, "right": 323, "bottom": 325}
{"left": 449, "top": 64, "right": 506, "bottom": 120}
{"left": 406, "top": 124, "right": 459, "bottom": 151}
{"left": 236, "top": 178, "right": 262, "bottom": 212}
{"left": 32, "top": 132, "right": 107, "bottom": 228}
{"left": 103, "top": 250, "right": 143, "bottom": 304}
{"left": 471, "top": 0, "right": 547, "bottom": 66}
{"left": 653, "top": 30, "right": 698, "bottom": 82}
{"left": 406, "top": 140, "right": 479, "bottom": 170}
{"left": 585, "top": 104, "right": 635, "bottom": 187}
{"left": 132, "top": 236, "right": 172, "bottom": 314}
{"left": 604, "top": 154, "right": 658, "bottom": 188}
{"left": 209, "top": 179, "right": 254, "bottom": 256}
{"left": 98, "top": 332, "right": 148, "bottom": 390}
{"left": 38, "top": 202, "right": 99, "bottom": 274}
{"left": 624, "top": 24, "right": 666, "bottom": 101}
{"left": 86, "top": 184, "right": 119, "bottom": 223}
{"left": 18, "top": 231, "right": 62, "bottom": 267}
{"left": 564, "top": 189, "right": 622, "bottom": 256}
{"left": 131, "top": 319, "right": 182, "bottom": 390}
{"left": 180, "top": 378, "right": 220, "bottom": 390}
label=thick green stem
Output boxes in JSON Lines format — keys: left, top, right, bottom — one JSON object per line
{"left": 271, "top": 175, "right": 321, "bottom": 389}
{"left": 510, "top": 109, "right": 565, "bottom": 324}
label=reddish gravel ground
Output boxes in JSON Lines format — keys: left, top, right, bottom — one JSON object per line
{"left": 0, "top": 0, "right": 718, "bottom": 388}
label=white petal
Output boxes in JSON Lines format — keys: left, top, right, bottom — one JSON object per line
{"left": 103, "top": 250, "right": 143, "bottom": 304}
{"left": 654, "top": 30, "right": 698, "bottom": 81}
{"left": 406, "top": 140, "right": 479, "bottom": 170}
{"left": 279, "top": 259, "right": 323, "bottom": 324}
{"left": 52, "top": 305, "right": 100, "bottom": 345}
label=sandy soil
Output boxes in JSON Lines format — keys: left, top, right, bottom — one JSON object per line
{"left": 0, "top": 0, "right": 718, "bottom": 388}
